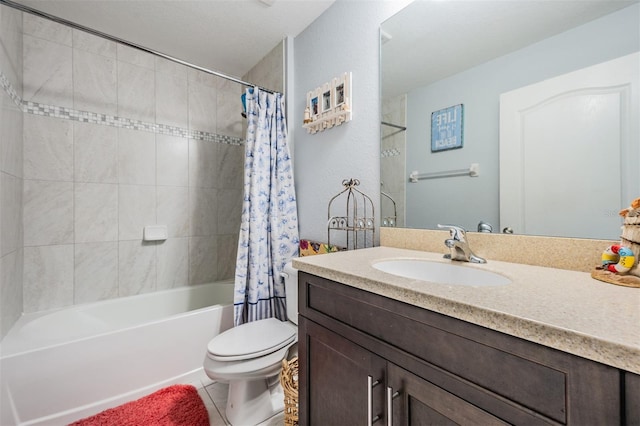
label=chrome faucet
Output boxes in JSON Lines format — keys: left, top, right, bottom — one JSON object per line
{"left": 477, "top": 221, "right": 493, "bottom": 233}
{"left": 437, "top": 224, "right": 486, "bottom": 264}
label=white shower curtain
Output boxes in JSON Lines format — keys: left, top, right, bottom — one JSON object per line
{"left": 233, "top": 88, "right": 299, "bottom": 326}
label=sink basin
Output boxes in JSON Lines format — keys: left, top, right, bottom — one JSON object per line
{"left": 373, "top": 259, "right": 511, "bottom": 287}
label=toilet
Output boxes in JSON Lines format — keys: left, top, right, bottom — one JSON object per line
{"left": 203, "top": 262, "right": 299, "bottom": 425}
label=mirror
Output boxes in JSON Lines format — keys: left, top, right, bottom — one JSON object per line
{"left": 380, "top": 0, "right": 639, "bottom": 239}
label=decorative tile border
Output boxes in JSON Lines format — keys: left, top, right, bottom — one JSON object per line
{"left": 0, "top": 71, "right": 23, "bottom": 110}
{"left": 381, "top": 147, "right": 401, "bottom": 157}
{"left": 1, "top": 70, "right": 244, "bottom": 146}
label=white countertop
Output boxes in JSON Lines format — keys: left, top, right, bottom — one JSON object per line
{"left": 292, "top": 246, "right": 640, "bottom": 374}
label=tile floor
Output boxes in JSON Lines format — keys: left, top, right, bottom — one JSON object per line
{"left": 193, "top": 377, "right": 285, "bottom": 426}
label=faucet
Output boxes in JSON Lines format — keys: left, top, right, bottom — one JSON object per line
{"left": 437, "top": 224, "right": 486, "bottom": 264}
{"left": 477, "top": 221, "right": 493, "bottom": 233}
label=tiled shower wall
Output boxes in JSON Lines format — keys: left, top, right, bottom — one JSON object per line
{"left": 18, "top": 13, "right": 247, "bottom": 313}
{"left": 0, "top": 8, "right": 269, "bottom": 320}
{"left": 18, "top": 15, "right": 247, "bottom": 313}
{"left": 244, "top": 42, "right": 284, "bottom": 94}
{"left": 381, "top": 94, "right": 406, "bottom": 228}
{"left": 0, "top": 4, "right": 24, "bottom": 339}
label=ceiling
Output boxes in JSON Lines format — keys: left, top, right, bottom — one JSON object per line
{"left": 382, "top": 0, "right": 639, "bottom": 98}
{"left": 11, "top": 0, "right": 335, "bottom": 80}
{"left": 9, "top": 0, "right": 638, "bottom": 95}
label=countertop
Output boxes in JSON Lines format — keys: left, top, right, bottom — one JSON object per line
{"left": 292, "top": 246, "right": 640, "bottom": 374}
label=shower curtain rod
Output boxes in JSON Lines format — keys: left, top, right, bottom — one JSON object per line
{"left": 0, "top": 0, "right": 277, "bottom": 95}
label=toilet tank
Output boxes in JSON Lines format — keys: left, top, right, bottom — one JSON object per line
{"left": 282, "top": 261, "right": 299, "bottom": 325}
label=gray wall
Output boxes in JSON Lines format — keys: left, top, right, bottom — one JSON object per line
{"left": 293, "top": 0, "right": 410, "bottom": 246}
{"left": 405, "top": 4, "right": 640, "bottom": 231}
{"left": 0, "top": 4, "right": 24, "bottom": 339}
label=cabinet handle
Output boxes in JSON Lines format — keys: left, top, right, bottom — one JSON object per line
{"left": 367, "top": 376, "right": 381, "bottom": 425}
{"left": 386, "top": 386, "right": 400, "bottom": 426}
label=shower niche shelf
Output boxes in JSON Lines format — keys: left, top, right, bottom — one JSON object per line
{"left": 327, "top": 178, "right": 375, "bottom": 250}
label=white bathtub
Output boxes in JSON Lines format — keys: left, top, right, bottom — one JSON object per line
{"left": 0, "top": 282, "right": 234, "bottom": 426}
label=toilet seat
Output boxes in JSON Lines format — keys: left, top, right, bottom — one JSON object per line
{"left": 207, "top": 318, "right": 296, "bottom": 361}
{"left": 204, "top": 344, "right": 294, "bottom": 381}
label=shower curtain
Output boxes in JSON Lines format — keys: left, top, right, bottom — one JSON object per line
{"left": 234, "top": 88, "right": 299, "bottom": 326}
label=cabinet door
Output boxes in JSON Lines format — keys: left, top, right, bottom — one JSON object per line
{"left": 627, "top": 372, "right": 640, "bottom": 425}
{"left": 299, "top": 317, "right": 387, "bottom": 426}
{"left": 387, "top": 363, "right": 509, "bottom": 426}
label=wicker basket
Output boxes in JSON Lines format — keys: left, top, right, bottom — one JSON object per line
{"left": 279, "top": 356, "right": 299, "bottom": 426}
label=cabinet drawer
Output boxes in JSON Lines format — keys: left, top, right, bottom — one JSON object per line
{"left": 300, "top": 272, "right": 619, "bottom": 424}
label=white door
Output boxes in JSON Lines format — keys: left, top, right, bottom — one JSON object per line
{"left": 500, "top": 52, "right": 639, "bottom": 240}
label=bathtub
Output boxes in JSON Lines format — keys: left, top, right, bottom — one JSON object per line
{"left": 0, "top": 281, "right": 234, "bottom": 426}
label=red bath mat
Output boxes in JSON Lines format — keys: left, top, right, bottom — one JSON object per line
{"left": 68, "top": 384, "right": 209, "bottom": 426}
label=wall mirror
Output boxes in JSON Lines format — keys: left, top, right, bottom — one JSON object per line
{"left": 380, "top": 0, "right": 639, "bottom": 240}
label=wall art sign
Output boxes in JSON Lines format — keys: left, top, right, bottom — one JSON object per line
{"left": 431, "top": 104, "right": 464, "bottom": 152}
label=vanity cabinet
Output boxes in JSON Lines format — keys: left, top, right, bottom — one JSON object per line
{"left": 298, "top": 272, "right": 626, "bottom": 426}
{"left": 301, "top": 318, "right": 507, "bottom": 425}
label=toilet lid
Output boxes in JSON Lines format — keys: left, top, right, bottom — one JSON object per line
{"left": 207, "top": 318, "right": 296, "bottom": 361}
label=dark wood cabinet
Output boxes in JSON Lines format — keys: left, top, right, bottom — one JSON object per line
{"left": 298, "top": 271, "right": 630, "bottom": 426}
{"left": 300, "top": 318, "right": 386, "bottom": 425}
{"left": 626, "top": 372, "right": 640, "bottom": 425}
{"left": 387, "top": 362, "right": 509, "bottom": 426}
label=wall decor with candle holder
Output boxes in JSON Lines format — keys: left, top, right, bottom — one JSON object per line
{"left": 303, "top": 72, "right": 352, "bottom": 134}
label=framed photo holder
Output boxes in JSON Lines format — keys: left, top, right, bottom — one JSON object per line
{"left": 431, "top": 104, "right": 464, "bottom": 152}
{"left": 303, "top": 72, "right": 352, "bottom": 134}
